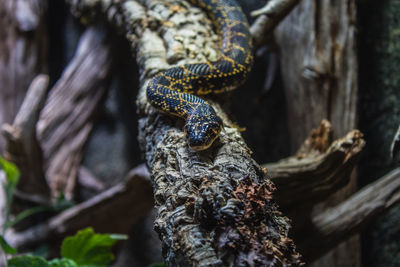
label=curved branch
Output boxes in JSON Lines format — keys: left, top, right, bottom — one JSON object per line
{"left": 265, "top": 121, "right": 365, "bottom": 208}
{"left": 301, "top": 167, "right": 400, "bottom": 261}
{"left": 250, "top": 0, "right": 301, "bottom": 46}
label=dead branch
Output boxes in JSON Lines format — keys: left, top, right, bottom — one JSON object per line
{"left": 2, "top": 75, "right": 50, "bottom": 198}
{"left": 36, "top": 26, "right": 113, "bottom": 200}
{"left": 5, "top": 164, "right": 153, "bottom": 249}
{"left": 265, "top": 121, "right": 365, "bottom": 208}
{"left": 300, "top": 167, "right": 400, "bottom": 261}
{"left": 250, "top": 0, "right": 301, "bottom": 46}
{"left": 390, "top": 123, "right": 400, "bottom": 160}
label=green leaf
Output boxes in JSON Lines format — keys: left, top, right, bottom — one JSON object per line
{"left": 8, "top": 255, "right": 48, "bottom": 267}
{"left": 0, "top": 235, "right": 17, "bottom": 254}
{"left": 0, "top": 156, "right": 20, "bottom": 188}
{"left": 0, "top": 156, "right": 20, "bottom": 233}
{"left": 61, "top": 227, "right": 128, "bottom": 266}
{"left": 48, "top": 258, "right": 78, "bottom": 267}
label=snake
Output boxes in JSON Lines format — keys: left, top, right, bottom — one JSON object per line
{"left": 147, "top": 0, "right": 253, "bottom": 150}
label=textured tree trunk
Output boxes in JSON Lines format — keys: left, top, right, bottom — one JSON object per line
{"left": 0, "top": 0, "right": 47, "bottom": 154}
{"left": 274, "top": 0, "right": 359, "bottom": 266}
{"left": 130, "top": 1, "right": 302, "bottom": 265}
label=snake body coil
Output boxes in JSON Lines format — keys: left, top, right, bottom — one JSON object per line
{"left": 147, "top": 0, "right": 253, "bottom": 150}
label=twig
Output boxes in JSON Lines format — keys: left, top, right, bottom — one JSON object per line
{"left": 390, "top": 123, "right": 400, "bottom": 160}
{"left": 250, "top": 0, "right": 301, "bottom": 46}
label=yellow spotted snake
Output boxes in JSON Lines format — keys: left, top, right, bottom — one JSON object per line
{"left": 147, "top": 0, "right": 253, "bottom": 150}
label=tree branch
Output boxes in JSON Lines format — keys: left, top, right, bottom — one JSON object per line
{"left": 133, "top": 0, "right": 302, "bottom": 265}
{"left": 265, "top": 121, "right": 365, "bottom": 208}
{"left": 5, "top": 164, "right": 153, "bottom": 249}
{"left": 2, "top": 75, "right": 50, "bottom": 198}
{"left": 36, "top": 26, "right": 113, "bottom": 199}
{"left": 250, "top": 0, "right": 301, "bottom": 46}
{"left": 300, "top": 167, "right": 400, "bottom": 261}
{"left": 62, "top": 0, "right": 304, "bottom": 265}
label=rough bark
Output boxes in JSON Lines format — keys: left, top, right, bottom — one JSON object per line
{"left": 36, "top": 26, "right": 113, "bottom": 200}
{"left": 266, "top": 121, "right": 364, "bottom": 209}
{"left": 274, "top": 0, "right": 359, "bottom": 265}
{"left": 0, "top": 0, "right": 47, "bottom": 154}
{"left": 65, "top": 0, "right": 303, "bottom": 265}
{"left": 135, "top": 1, "right": 301, "bottom": 265}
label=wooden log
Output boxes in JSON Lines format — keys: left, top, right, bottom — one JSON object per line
{"left": 36, "top": 26, "right": 113, "bottom": 199}
{"left": 136, "top": 1, "right": 303, "bottom": 265}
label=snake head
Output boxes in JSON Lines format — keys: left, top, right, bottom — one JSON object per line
{"left": 184, "top": 104, "right": 222, "bottom": 151}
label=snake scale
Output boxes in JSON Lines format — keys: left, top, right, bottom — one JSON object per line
{"left": 147, "top": 0, "right": 253, "bottom": 150}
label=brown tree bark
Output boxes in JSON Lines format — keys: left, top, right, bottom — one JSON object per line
{"left": 37, "top": 26, "right": 113, "bottom": 199}
{"left": 274, "top": 0, "right": 359, "bottom": 265}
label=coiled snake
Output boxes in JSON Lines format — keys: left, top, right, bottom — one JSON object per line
{"left": 147, "top": 0, "right": 253, "bottom": 150}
